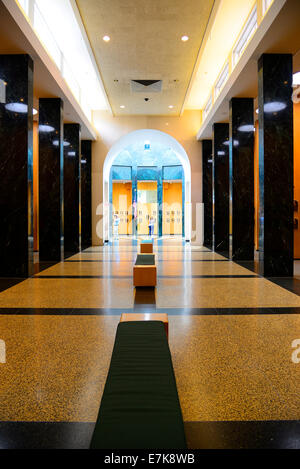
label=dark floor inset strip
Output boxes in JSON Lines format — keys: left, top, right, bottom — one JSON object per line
{"left": 0, "top": 419, "right": 299, "bottom": 449}
{"left": 64, "top": 259, "right": 230, "bottom": 263}
{"left": 185, "top": 420, "right": 300, "bottom": 449}
{"left": 1, "top": 307, "right": 300, "bottom": 315}
{"left": 84, "top": 250, "right": 211, "bottom": 254}
{"left": 33, "top": 274, "right": 259, "bottom": 279}
{"left": 0, "top": 421, "right": 95, "bottom": 449}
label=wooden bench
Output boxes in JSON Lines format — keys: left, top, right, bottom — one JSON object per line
{"left": 133, "top": 254, "right": 156, "bottom": 287}
{"left": 120, "top": 312, "right": 169, "bottom": 338}
{"left": 140, "top": 240, "right": 153, "bottom": 253}
{"left": 90, "top": 321, "right": 186, "bottom": 449}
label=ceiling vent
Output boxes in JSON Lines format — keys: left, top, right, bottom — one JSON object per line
{"left": 130, "top": 80, "right": 162, "bottom": 93}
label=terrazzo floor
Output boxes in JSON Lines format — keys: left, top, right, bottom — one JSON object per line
{"left": 0, "top": 238, "right": 300, "bottom": 449}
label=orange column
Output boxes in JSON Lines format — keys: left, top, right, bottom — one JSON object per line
{"left": 294, "top": 102, "right": 300, "bottom": 259}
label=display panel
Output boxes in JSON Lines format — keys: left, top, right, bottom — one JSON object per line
{"left": 112, "top": 182, "right": 132, "bottom": 235}
{"left": 163, "top": 182, "right": 183, "bottom": 235}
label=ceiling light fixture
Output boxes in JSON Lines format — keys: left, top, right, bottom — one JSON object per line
{"left": 5, "top": 102, "right": 38, "bottom": 115}
{"left": 53, "top": 140, "right": 70, "bottom": 147}
{"left": 39, "top": 124, "right": 55, "bottom": 133}
{"left": 181, "top": 35, "right": 189, "bottom": 42}
{"left": 264, "top": 102, "right": 287, "bottom": 113}
{"left": 223, "top": 140, "right": 239, "bottom": 147}
{"left": 168, "top": 105, "right": 174, "bottom": 109}
{"left": 238, "top": 125, "right": 255, "bottom": 132}
{"left": 120, "top": 105, "right": 125, "bottom": 109}
{"left": 103, "top": 35, "right": 110, "bottom": 42}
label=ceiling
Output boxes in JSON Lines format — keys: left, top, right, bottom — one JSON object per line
{"left": 75, "top": 0, "right": 214, "bottom": 116}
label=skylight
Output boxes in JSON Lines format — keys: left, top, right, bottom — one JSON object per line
{"left": 16, "top": 0, "right": 108, "bottom": 121}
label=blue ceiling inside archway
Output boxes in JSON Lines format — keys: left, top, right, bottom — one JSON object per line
{"left": 112, "top": 141, "right": 182, "bottom": 167}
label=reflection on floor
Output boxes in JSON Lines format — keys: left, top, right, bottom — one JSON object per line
{"left": 0, "top": 238, "right": 300, "bottom": 448}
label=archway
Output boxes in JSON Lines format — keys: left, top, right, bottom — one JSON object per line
{"left": 103, "top": 129, "right": 191, "bottom": 241}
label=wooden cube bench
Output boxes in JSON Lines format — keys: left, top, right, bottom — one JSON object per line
{"left": 140, "top": 240, "right": 153, "bottom": 253}
{"left": 90, "top": 321, "right": 186, "bottom": 449}
{"left": 133, "top": 254, "right": 156, "bottom": 287}
{"left": 120, "top": 312, "right": 169, "bottom": 338}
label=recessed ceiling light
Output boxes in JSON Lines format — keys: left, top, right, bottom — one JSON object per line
{"left": 103, "top": 35, "right": 110, "bottom": 42}
{"left": 181, "top": 35, "right": 189, "bottom": 42}
{"left": 120, "top": 105, "right": 125, "bottom": 109}
{"left": 168, "top": 105, "right": 174, "bottom": 109}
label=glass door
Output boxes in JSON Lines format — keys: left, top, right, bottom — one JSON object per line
{"left": 137, "top": 181, "right": 158, "bottom": 236}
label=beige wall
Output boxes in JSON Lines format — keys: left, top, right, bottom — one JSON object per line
{"left": 91, "top": 110, "right": 202, "bottom": 245}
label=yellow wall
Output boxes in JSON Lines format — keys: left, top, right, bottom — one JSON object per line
{"left": 163, "top": 182, "right": 182, "bottom": 235}
{"left": 112, "top": 182, "right": 132, "bottom": 235}
{"left": 91, "top": 110, "right": 202, "bottom": 244}
{"left": 137, "top": 181, "right": 158, "bottom": 235}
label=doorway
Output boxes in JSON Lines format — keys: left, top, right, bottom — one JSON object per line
{"left": 103, "top": 129, "right": 192, "bottom": 242}
{"left": 137, "top": 181, "right": 158, "bottom": 236}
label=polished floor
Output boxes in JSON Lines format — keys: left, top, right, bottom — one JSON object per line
{"left": 0, "top": 238, "right": 300, "bottom": 448}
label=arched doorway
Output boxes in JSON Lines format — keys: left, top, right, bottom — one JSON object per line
{"left": 103, "top": 129, "right": 191, "bottom": 242}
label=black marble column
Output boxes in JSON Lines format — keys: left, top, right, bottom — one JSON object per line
{"left": 213, "top": 123, "right": 229, "bottom": 257}
{"left": 64, "top": 124, "right": 81, "bottom": 255}
{"left": 202, "top": 140, "right": 213, "bottom": 249}
{"left": 258, "top": 54, "right": 294, "bottom": 277}
{"left": 81, "top": 140, "right": 92, "bottom": 250}
{"left": 0, "top": 55, "right": 34, "bottom": 277}
{"left": 229, "top": 98, "right": 254, "bottom": 260}
{"left": 39, "top": 98, "right": 64, "bottom": 261}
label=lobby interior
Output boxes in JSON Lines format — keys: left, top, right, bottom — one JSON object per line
{"left": 1, "top": 0, "right": 300, "bottom": 450}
